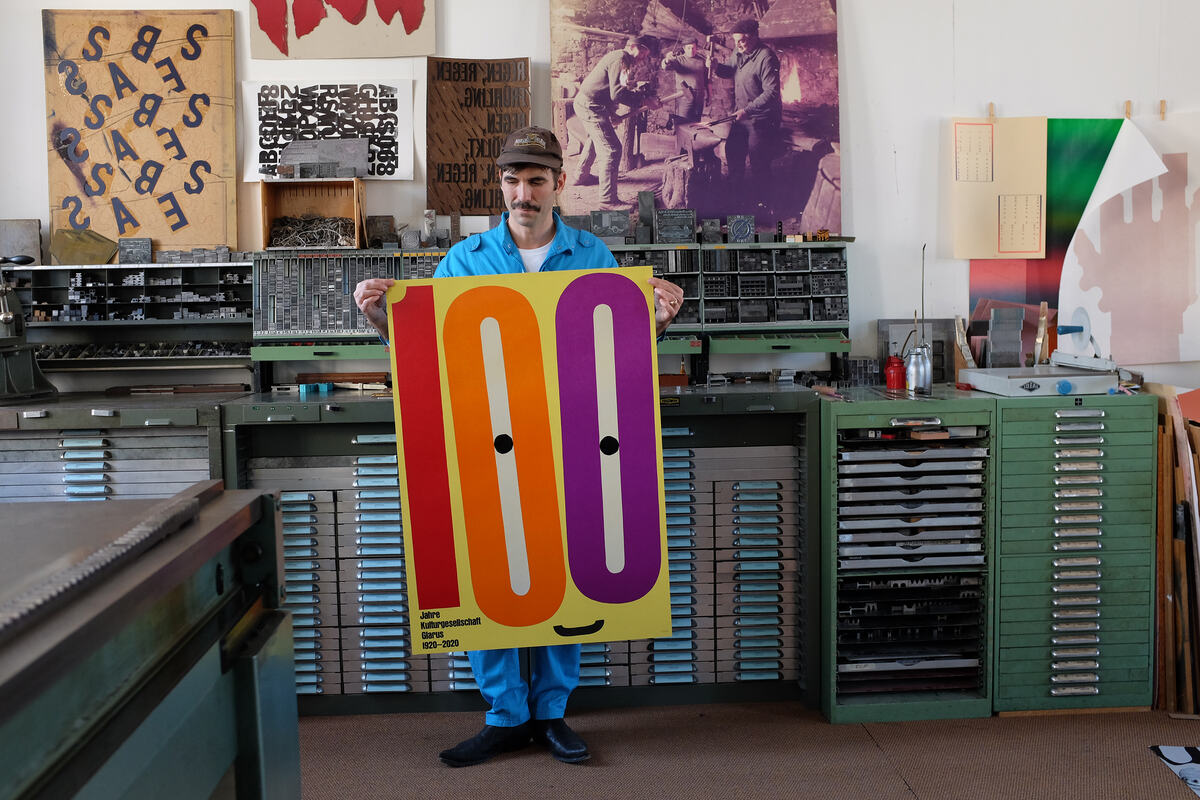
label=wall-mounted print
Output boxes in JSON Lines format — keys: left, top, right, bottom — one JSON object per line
{"left": 42, "top": 9, "right": 237, "bottom": 255}
{"left": 242, "top": 80, "right": 415, "bottom": 181}
{"left": 550, "top": 0, "right": 840, "bottom": 237}
{"left": 249, "top": 0, "right": 435, "bottom": 59}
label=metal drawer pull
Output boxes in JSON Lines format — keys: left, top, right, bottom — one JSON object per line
{"left": 1052, "top": 583, "right": 1101, "bottom": 593}
{"left": 1055, "top": 488, "right": 1103, "bottom": 498}
{"left": 61, "top": 438, "right": 106, "bottom": 448}
{"left": 1054, "top": 501, "right": 1103, "bottom": 512}
{"left": 142, "top": 418, "right": 173, "bottom": 427}
{"left": 1052, "top": 634, "right": 1100, "bottom": 645}
{"left": 1055, "top": 476, "right": 1103, "bottom": 485}
{"left": 1050, "top": 672, "right": 1099, "bottom": 683}
{"left": 352, "top": 434, "right": 397, "bottom": 445}
{"left": 1055, "top": 409, "right": 1105, "bottom": 418}
{"left": 90, "top": 408, "right": 117, "bottom": 417}
{"left": 1051, "top": 686, "right": 1100, "bottom": 696}
{"left": 889, "top": 417, "right": 941, "bottom": 426}
{"left": 1055, "top": 461, "right": 1103, "bottom": 472}
{"left": 1053, "top": 608, "right": 1100, "bottom": 618}
{"left": 1053, "top": 595, "right": 1100, "bottom": 606}
{"left": 1055, "top": 448, "right": 1104, "bottom": 458}
{"left": 1053, "top": 556, "right": 1101, "bottom": 567}
{"left": 1054, "top": 528, "right": 1102, "bottom": 538}
{"left": 1054, "top": 570, "right": 1102, "bottom": 580}
{"left": 1056, "top": 422, "right": 1105, "bottom": 432}
{"left": 21, "top": 409, "right": 48, "bottom": 419}
{"left": 267, "top": 414, "right": 296, "bottom": 422}
{"left": 1052, "top": 659, "right": 1100, "bottom": 671}
{"left": 1053, "top": 540, "right": 1101, "bottom": 551}
{"left": 1053, "top": 621, "right": 1100, "bottom": 632}
{"left": 1054, "top": 514, "right": 1103, "bottom": 524}
{"left": 1052, "top": 647, "right": 1100, "bottom": 658}
{"left": 1054, "top": 436, "right": 1104, "bottom": 445}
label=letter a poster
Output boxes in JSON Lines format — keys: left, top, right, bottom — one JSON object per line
{"left": 42, "top": 10, "right": 236, "bottom": 252}
{"left": 386, "top": 266, "right": 672, "bottom": 653}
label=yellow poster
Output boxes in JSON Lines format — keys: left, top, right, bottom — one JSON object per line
{"left": 386, "top": 266, "right": 672, "bottom": 653}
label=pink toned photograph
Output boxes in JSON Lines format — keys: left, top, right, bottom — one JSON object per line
{"left": 550, "top": 0, "right": 840, "bottom": 236}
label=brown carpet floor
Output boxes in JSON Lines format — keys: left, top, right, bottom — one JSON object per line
{"left": 299, "top": 703, "right": 1200, "bottom": 799}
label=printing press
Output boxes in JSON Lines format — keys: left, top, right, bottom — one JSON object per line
{"left": 0, "top": 480, "right": 300, "bottom": 799}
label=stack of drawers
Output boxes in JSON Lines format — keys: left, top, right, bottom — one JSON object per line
{"left": 277, "top": 490, "right": 339, "bottom": 695}
{"left": 994, "top": 395, "right": 1156, "bottom": 710}
{"left": 629, "top": 432, "right": 715, "bottom": 686}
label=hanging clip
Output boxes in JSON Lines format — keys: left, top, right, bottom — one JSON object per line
{"left": 1124, "top": 100, "right": 1131, "bottom": 119}
{"left": 988, "top": 102, "right": 996, "bottom": 123}
{"left": 1160, "top": 99, "right": 1167, "bottom": 121}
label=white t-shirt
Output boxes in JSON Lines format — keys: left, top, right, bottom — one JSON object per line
{"left": 519, "top": 241, "right": 553, "bottom": 272}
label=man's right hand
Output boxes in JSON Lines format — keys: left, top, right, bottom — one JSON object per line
{"left": 353, "top": 278, "right": 395, "bottom": 339}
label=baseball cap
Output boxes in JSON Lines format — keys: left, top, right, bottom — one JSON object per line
{"left": 496, "top": 125, "right": 563, "bottom": 170}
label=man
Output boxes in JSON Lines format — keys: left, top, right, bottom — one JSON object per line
{"left": 572, "top": 35, "right": 661, "bottom": 210}
{"left": 707, "top": 19, "right": 782, "bottom": 189}
{"left": 353, "top": 125, "right": 684, "bottom": 768}
{"left": 660, "top": 38, "right": 708, "bottom": 127}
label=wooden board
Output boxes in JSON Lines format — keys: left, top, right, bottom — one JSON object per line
{"left": 42, "top": 10, "right": 236, "bottom": 257}
{"left": 426, "top": 58, "right": 530, "bottom": 215}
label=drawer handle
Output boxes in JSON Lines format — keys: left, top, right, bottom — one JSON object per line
{"left": 142, "top": 418, "right": 172, "bottom": 427}
{"left": 1052, "top": 620, "right": 1100, "bottom": 631}
{"left": 1052, "top": 647, "right": 1100, "bottom": 658}
{"left": 1055, "top": 488, "right": 1103, "bottom": 498}
{"left": 1053, "top": 608, "right": 1101, "bottom": 619}
{"left": 889, "top": 417, "right": 941, "bottom": 426}
{"left": 1055, "top": 476, "right": 1103, "bottom": 485}
{"left": 1055, "top": 409, "right": 1105, "bottom": 418}
{"left": 1056, "top": 422, "right": 1105, "bottom": 432}
{"left": 1051, "top": 686, "right": 1099, "bottom": 696}
{"left": 1054, "top": 527, "right": 1102, "bottom": 538}
{"left": 267, "top": 415, "right": 296, "bottom": 422}
{"left": 22, "top": 410, "right": 48, "bottom": 419}
{"left": 90, "top": 408, "right": 117, "bottom": 417}
{"left": 1054, "top": 569, "right": 1101, "bottom": 580}
{"left": 1054, "top": 436, "right": 1104, "bottom": 445}
{"left": 746, "top": 404, "right": 776, "bottom": 412}
{"left": 1053, "top": 556, "right": 1102, "bottom": 567}
{"left": 1054, "top": 515, "right": 1103, "bottom": 525}
{"left": 1054, "top": 501, "right": 1103, "bottom": 511}
{"left": 1052, "top": 634, "right": 1100, "bottom": 645}
{"left": 1055, "top": 461, "right": 1103, "bottom": 472}
{"left": 1055, "top": 448, "right": 1103, "bottom": 458}
{"left": 1052, "top": 583, "right": 1101, "bottom": 593}
{"left": 1050, "top": 672, "right": 1099, "bottom": 683}
{"left": 1053, "top": 595, "right": 1100, "bottom": 606}
{"left": 1051, "top": 659, "right": 1099, "bottom": 670}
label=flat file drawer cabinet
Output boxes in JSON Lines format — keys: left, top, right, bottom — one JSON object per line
{"left": 820, "top": 389, "right": 996, "bottom": 723}
{"left": 994, "top": 394, "right": 1157, "bottom": 711}
{"left": 224, "top": 388, "right": 822, "bottom": 706}
{"left": 0, "top": 394, "right": 230, "bottom": 502}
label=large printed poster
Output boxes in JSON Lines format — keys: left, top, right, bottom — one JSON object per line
{"left": 42, "top": 10, "right": 237, "bottom": 252}
{"left": 249, "top": 0, "right": 435, "bottom": 59}
{"left": 386, "top": 267, "right": 672, "bottom": 652}
{"left": 551, "top": 0, "right": 840, "bottom": 236}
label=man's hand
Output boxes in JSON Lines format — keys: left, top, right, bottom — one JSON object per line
{"left": 732, "top": 108, "right": 747, "bottom": 121}
{"left": 353, "top": 278, "right": 395, "bottom": 339}
{"left": 649, "top": 276, "right": 685, "bottom": 335}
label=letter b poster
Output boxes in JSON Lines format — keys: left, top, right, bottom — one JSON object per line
{"left": 387, "top": 267, "right": 672, "bottom": 653}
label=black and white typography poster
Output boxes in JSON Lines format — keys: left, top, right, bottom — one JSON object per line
{"left": 242, "top": 80, "right": 414, "bottom": 180}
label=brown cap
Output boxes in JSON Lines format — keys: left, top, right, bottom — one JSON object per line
{"left": 496, "top": 125, "right": 563, "bottom": 170}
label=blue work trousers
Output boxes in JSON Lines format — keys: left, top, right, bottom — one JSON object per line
{"left": 467, "top": 644, "right": 581, "bottom": 727}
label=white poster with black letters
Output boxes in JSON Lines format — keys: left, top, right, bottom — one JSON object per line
{"left": 242, "top": 80, "right": 414, "bottom": 181}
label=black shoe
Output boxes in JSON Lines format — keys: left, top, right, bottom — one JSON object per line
{"left": 574, "top": 173, "right": 599, "bottom": 186}
{"left": 438, "top": 722, "right": 533, "bottom": 767}
{"left": 533, "top": 718, "right": 590, "bottom": 764}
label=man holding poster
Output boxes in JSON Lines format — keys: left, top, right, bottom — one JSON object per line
{"left": 354, "top": 125, "right": 683, "bottom": 767}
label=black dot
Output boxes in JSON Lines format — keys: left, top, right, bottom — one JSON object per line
{"left": 494, "top": 434, "right": 514, "bottom": 454}
{"left": 600, "top": 436, "right": 619, "bottom": 455}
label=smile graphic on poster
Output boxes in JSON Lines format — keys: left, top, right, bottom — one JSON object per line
{"left": 386, "top": 266, "right": 672, "bottom": 653}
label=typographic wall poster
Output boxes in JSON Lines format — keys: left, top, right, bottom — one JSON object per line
{"left": 426, "top": 58, "right": 530, "bottom": 215}
{"left": 550, "top": 0, "right": 840, "bottom": 235}
{"left": 42, "top": 9, "right": 237, "bottom": 253}
{"left": 249, "top": 0, "right": 435, "bottom": 60}
{"left": 1151, "top": 746, "right": 1200, "bottom": 797}
{"left": 386, "top": 266, "right": 671, "bottom": 652}
{"left": 242, "top": 81, "right": 415, "bottom": 181}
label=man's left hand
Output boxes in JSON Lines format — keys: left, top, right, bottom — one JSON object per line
{"left": 649, "top": 276, "right": 685, "bottom": 335}
{"left": 732, "top": 108, "right": 747, "bottom": 121}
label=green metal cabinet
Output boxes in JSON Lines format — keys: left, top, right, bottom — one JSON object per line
{"left": 993, "top": 394, "right": 1157, "bottom": 711}
{"left": 819, "top": 388, "right": 996, "bottom": 723}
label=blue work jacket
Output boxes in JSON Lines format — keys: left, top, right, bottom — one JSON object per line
{"left": 433, "top": 212, "right": 619, "bottom": 277}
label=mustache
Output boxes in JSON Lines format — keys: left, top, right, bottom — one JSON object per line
{"left": 511, "top": 201, "right": 540, "bottom": 212}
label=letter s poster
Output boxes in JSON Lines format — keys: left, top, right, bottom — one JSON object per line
{"left": 42, "top": 10, "right": 236, "bottom": 251}
{"left": 387, "top": 267, "right": 671, "bottom": 652}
